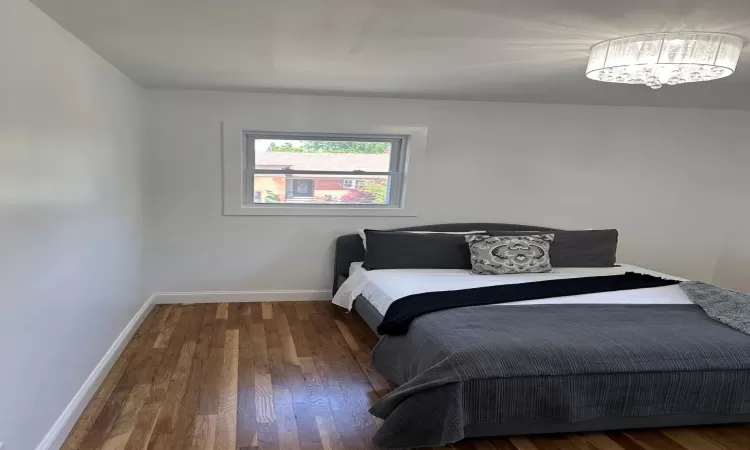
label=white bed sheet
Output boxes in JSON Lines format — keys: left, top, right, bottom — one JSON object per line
{"left": 332, "top": 262, "right": 691, "bottom": 315}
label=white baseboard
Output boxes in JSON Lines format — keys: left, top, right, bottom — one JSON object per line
{"left": 153, "top": 289, "right": 331, "bottom": 304}
{"left": 35, "top": 295, "right": 155, "bottom": 450}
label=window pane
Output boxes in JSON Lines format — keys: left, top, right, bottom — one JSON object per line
{"left": 252, "top": 174, "right": 391, "bottom": 205}
{"left": 254, "top": 139, "right": 392, "bottom": 172}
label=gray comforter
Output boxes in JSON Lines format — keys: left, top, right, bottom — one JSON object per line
{"left": 369, "top": 286, "right": 750, "bottom": 448}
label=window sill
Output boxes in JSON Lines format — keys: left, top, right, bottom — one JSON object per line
{"left": 224, "top": 205, "right": 418, "bottom": 217}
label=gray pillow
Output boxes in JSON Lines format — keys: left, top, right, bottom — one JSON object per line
{"left": 466, "top": 234, "right": 554, "bottom": 274}
{"left": 362, "top": 230, "right": 473, "bottom": 270}
{"left": 488, "top": 229, "right": 618, "bottom": 267}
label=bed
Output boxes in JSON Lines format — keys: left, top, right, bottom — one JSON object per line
{"left": 331, "top": 223, "right": 750, "bottom": 449}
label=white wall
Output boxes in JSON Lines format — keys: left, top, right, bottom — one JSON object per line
{"left": 144, "top": 90, "right": 750, "bottom": 295}
{"left": 712, "top": 145, "right": 750, "bottom": 293}
{"left": 713, "top": 210, "right": 750, "bottom": 292}
{"left": 0, "top": 0, "right": 144, "bottom": 448}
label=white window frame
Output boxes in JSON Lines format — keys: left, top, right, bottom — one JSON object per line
{"left": 342, "top": 179, "right": 358, "bottom": 189}
{"left": 222, "top": 122, "right": 426, "bottom": 216}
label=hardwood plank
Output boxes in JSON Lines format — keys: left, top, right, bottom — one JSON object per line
{"left": 216, "top": 302, "right": 229, "bottom": 320}
{"left": 309, "top": 355, "right": 364, "bottom": 448}
{"left": 472, "top": 441, "right": 496, "bottom": 450}
{"left": 170, "top": 356, "right": 207, "bottom": 450}
{"left": 199, "top": 347, "right": 224, "bottom": 414}
{"left": 148, "top": 306, "right": 193, "bottom": 404}
{"left": 338, "top": 309, "right": 379, "bottom": 354}
{"left": 250, "top": 302, "right": 264, "bottom": 322}
{"left": 509, "top": 437, "right": 539, "bottom": 450}
{"left": 154, "top": 306, "right": 182, "bottom": 349}
{"left": 701, "top": 426, "right": 750, "bottom": 449}
{"left": 147, "top": 339, "right": 197, "bottom": 449}
{"left": 276, "top": 304, "right": 300, "bottom": 367}
{"left": 250, "top": 305, "right": 270, "bottom": 373}
{"left": 249, "top": 304, "right": 279, "bottom": 450}
{"left": 133, "top": 347, "right": 165, "bottom": 386}
{"left": 262, "top": 302, "right": 273, "bottom": 320}
{"left": 196, "top": 304, "right": 217, "bottom": 359}
{"left": 624, "top": 430, "right": 688, "bottom": 450}
{"left": 606, "top": 433, "right": 648, "bottom": 450}
{"left": 190, "top": 415, "right": 217, "bottom": 450}
{"left": 100, "top": 384, "right": 151, "bottom": 450}
{"left": 488, "top": 438, "right": 520, "bottom": 450}
{"left": 315, "top": 415, "right": 344, "bottom": 450}
{"left": 333, "top": 319, "right": 359, "bottom": 353}
{"left": 574, "top": 433, "right": 627, "bottom": 450}
{"left": 184, "top": 304, "right": 205, "bottom": 342}
{"left": 214, "top": 328, "right": 239, "bottom": 450}
{"left": 451, "top": 441, "right": 476, "bottom": 449}
{"left": 227, "top": 302, "right": 242, "bottom": 330}
{"left": 132, "top": 305, "right": 160, "bottom": 337}
{"left": 153, "top": 305, "right": 172, "bottom": 331}
{"left": 211, "top": 312, "right": 227, "bottom": 350}
{"left": 255, "top": 373, "right": 276, "bottom": 423}
{"left": 257, "top": 421, "right": 280, "bottom": 450}
{"left": 551, "top": 436, "right": 587, "bottom": 450}
{"left": 274, "top": 304, "right": 322, "bottom": 449}
{"left": 201, "top": 303, "right": 226, "bottom": 416}
{"left": 717, "top": 425, "right": 750, "bottom": 447}
{"left": 239, "top": 302, "right": 253, "bottom": 318}
{"left": 283, "top": 303, "right": 311, "bottom": 357}
{"left": 311, "top": 311, "right": 348, "bottom": 358}
{"left": 295, "top": 302, "right": 315, "bottom": 321}
{"left": 266, "top": 314, "right": 287, "bottom": 390}
{"left": 306, "top": 314, "right": 368, "bottom": 449}
{"left": 288, "top": 370, "right": 321, "bottom": 449}
{"left": 122, "top": 404, "right": 161, "bottom": 450}
{"left": 529, "top": 435, "right": 565, "bottom": 450}
{"left": 299, "top": 357, "right": 333, "bottom": 416}
{"left": 661, "top": 428, "right": 725, "bottom": 450}
{"left": 164, "top": 305, "right": 209, "bottom": 449}
{"left": 237, "top": 315, "right": 257, "bottom": 448}
{"left": 78, "top": 387, "right": 131, "bottom": 450}
{"left": 145, "top": 305, "right": 200, "bottom": 450}
{"left": 274, "top": 388, "right": 301, "bottom": 450}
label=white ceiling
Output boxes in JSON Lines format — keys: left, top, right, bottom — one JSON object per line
{"left": 32, "top": 0, "right": 750, "bottom": 109}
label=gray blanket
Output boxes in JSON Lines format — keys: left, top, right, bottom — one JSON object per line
{"left": 681, "top": 281, "right": 750, "bottom": 335}
{"left": 369, "top": 293, "right": 750, "bottom": 448}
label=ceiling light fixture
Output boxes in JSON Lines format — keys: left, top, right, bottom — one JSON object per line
{"left": 586, "top": 32, "right": 743, "bottom": 89}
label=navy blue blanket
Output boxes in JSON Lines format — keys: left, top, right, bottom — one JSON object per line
{"left": 377, "top": 272, "right": 680, "bottom": 335}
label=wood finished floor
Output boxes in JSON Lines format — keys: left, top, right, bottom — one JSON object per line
{"left": 62, "top": 302, "right": 750, "bottom": 450}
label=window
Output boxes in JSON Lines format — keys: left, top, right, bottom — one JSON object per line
{"left": 290, "top": 179, "right": 314, "bottom": 198}
{"left": 246, "top": 132, "right": 407, "bottom": 207}
{"left": 222, "top": 123, "right": 426, "bottom": 216}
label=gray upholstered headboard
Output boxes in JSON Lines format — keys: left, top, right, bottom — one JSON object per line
{"left": 332, "top": 223, "right": 560, "bottom": 294}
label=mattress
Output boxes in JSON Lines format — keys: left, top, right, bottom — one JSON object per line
{"left": 337, "top": 262, "right": 691, "bottom": 317}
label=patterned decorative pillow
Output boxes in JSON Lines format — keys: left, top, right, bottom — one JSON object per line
{"left": 465, "top": 234, "right": 555, "bottom": 274}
